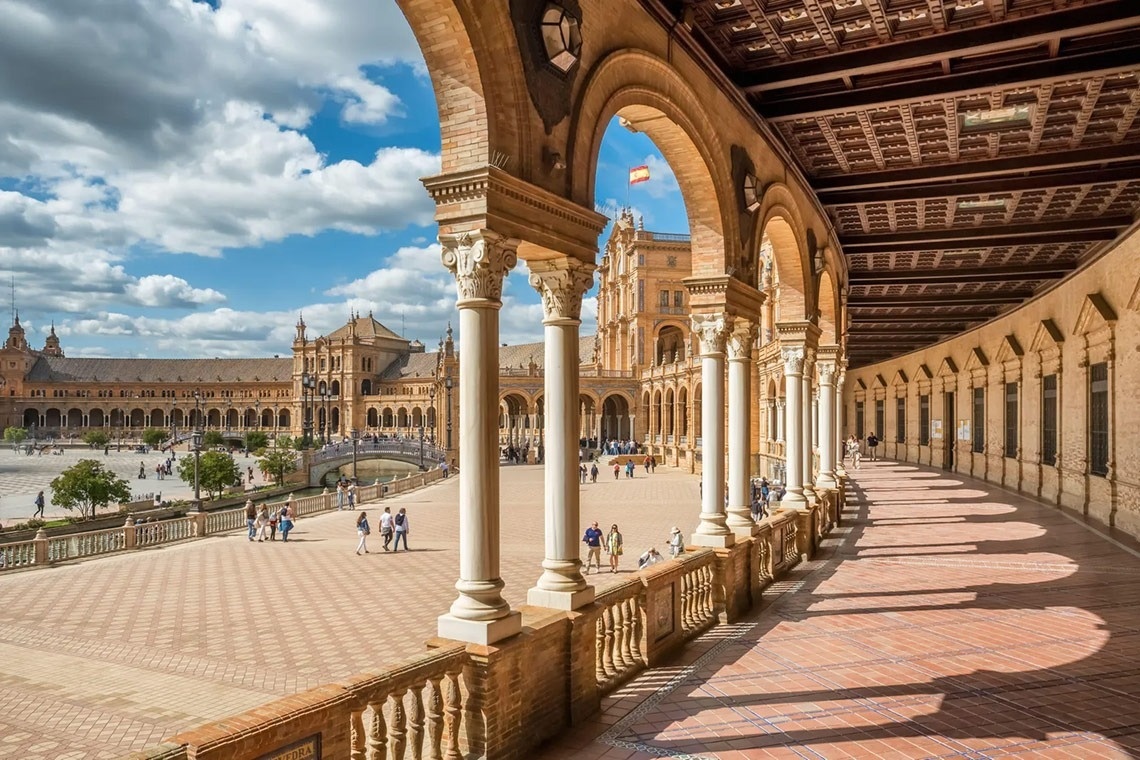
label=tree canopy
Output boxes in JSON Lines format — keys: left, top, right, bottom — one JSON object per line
{"left": 202, "top": 430, "right": 225, "bottom": 448}
{"left": 177, "top": 451, "right": 240, "bottom": 500}
{"left": 141, "top": 427, "right": 166, "bottom": 447}
{"left": 83, "top": 430, "right": 111, "bottom": 448}
{"left": 50, "top": 459, "right": 132, "bottom": 519}
{"left": 243, "top": 430, "right": 269, "bottom": 453}
{"left": 257, "top": 448, "right": 298, "bottom": 486}
{"left": 4, "top": 427, "right": 28, "bottom": 446}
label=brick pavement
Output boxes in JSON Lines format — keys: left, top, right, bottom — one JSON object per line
{"left": 536, "top": 460, "right": 1140, "bottom": 759}
{"left": 0, "top": 463, "right": 699, "bottom": 759}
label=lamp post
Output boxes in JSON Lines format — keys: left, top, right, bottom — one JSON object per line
{"left": 171, "top": 398, "right": 177, "bottom": 453}
{"left": 191, "top": 429, "right": 202, "bottom": 510}
{"left": 445, "top": 375, "right": 453, "bottom": 453}
{"left": 301, "top": 372, "right": 315, "bottom": 447}
{"left": 319, "top": 387, "right": 329, "bottom": 445}
{"left": 351, "top": 427, "right": 359, "bottom": 482}
{"left": 225, "top": 399, "right": 233, "bottom": 433}
{"left": 254, "top": 399, "right": 260, "bottom": 430}
{"left": 419, "top": 425, "right": 425, "bottom": 471}
{"left": 429, "top": 385, "right": 437, "bottom": 445}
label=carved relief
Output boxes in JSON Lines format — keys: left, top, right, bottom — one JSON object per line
{"left": 817, "top": 359, "right": 836, "bottom": 386}
{"left": 529, "top": 260, "right": 596, "bottom": 321}
{"left": 726, "top": 321, "right": 757, "bottom": 360}
{"left": 781, "top": 345, "right": 805, "bottom": 375}
{"left": 690, "top": 313, "right": 732, "bottom": 356}
{"left": 439, "top": 232, "right": 518, "bottom": 303}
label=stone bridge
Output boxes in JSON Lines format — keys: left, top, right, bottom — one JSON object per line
{"left": 307, "top": 439, "right": 447, "bottom": 486}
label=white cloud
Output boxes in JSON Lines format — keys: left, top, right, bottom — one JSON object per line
{"left": 639, "top": 155, "right": 680, "bottom": 200}
{"left": 128, "top": 275, "right": 226, "bottom": 308}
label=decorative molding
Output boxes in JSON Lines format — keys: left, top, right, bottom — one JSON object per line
{"left": 1030, "top": 318, "right": 1065, "bottom": 352}
{"left": 683, "top": 274, "right": 766, "bottom": 316}
{"left": 996, "top": 334, "right": 1025, "bottom": 364}
{"left": 439, "top": 231, "right": 519, "bottom": 304}
{"left": 780, "top": 345, "right": 805, "bottom": 375}
{"left": 529, "top": 259, "right": 596, "bottom": 322}
{"left": 1129, "top": 273, "right": 1140, "bottom": 312}
{"left": 726, "top": 321, "right": 757, "bottom": 360}
{"left": 1073, "top": 292, "right": 1118, "bottom": 336}
{"left": 691, "top": 313, "right": 733, "bottom": 356}
{"left": 817, "top": 359, "right": 837, "bottom": 386}
{"left": 917, "top": 363, "right": 934, "bottom": 380}
{"left": 965, "top": 347, "right": 988, "bottom": 371}
{"left": 872, "top": 373, "right": 886, "bottom": 388}
{"left": 892, "top": 369, "right": 909, "bottom": 386}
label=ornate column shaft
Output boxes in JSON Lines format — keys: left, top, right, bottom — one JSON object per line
{"left": 781, "top": 346, "right": 807, "bottom": 508}
{"left": 776, "top": 400, "right": 785, "bottom": 442}
{"left": 437, "top": 231, "right": 522, "bottom": 645}
{"left": 726, "top": 321, "right": 757, "bottom": 536}
{"left": 527, "top": 259, "right": 596, "bottom": 610}
{"left": 691, "top": 313, "right": 735, "bottom": 547}
{"left": 802, "top": 350, "right": 817, "bottom": 504}
{"left": 816, "top": 359, "right": 838, "bottom": 488}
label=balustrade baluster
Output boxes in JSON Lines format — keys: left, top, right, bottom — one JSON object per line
{"left": 350, "top": 709, "right": 366, "bottom": 760}
{"left": 408, "top": 684, "right": 425, "bottom": 760}
{"left": 388, "top": 689, "right": 408, "bottom": 758}
{"left": 366, "top": 701, "right": 387, "bottom": 760}
{"left": 618, "top": 600, "right": 633, "bottom": 668}
{"left": 425, "top": 676, "right": 444, "bottom": 760}
{"left": 702, "top": 566, "right": 713, "bottom": 621}
{"left": 443, "top": 670, "right": 463, "bottom": 760}
{"left": 601, "top": 606, "right": 616, "bottom": 677}
{"left": 610, "top": 603, "right": 626, "bottom": 670}
{"left": 627, "top": 597, "right": 642, "bottom": 663}
{"left": 595, "top": 619, "right": 606, "bottom": 683}
{"left": 682, "top": 572, "right": 694, "bottom": 631}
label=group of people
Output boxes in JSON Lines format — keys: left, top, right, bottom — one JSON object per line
{"left": 142, "top": 455, "right": 177, "bottom": 481}
{"left": 580, "top": 520, "right": 685, "bottom": 575}
{"left": 335, "top": 479, "right": 357, "bottom": 510}
{"left": 354, "top": 506, "right": 409, "bottom": 554}
{"left": 844, "top": 432, "right": 879, "bottom": 469}
{"left": 244, "top": 497, "right": 295, "bottom": 542}
{"left": 600, "top": 439, "right": 641, "bottom": 456}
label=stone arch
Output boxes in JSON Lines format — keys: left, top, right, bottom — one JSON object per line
{"left": 758, "top": 184, "right": 814, "bottom": 323}
{"left": 67, "top": 408, "right": 84, "bottom": 428}
{"left": 90, "top": 408, "right": 106, "bottom": 427}
{"left": 677, "top": 386, "right": 689, "bottom": 436}
{"left": 260, "top": 409, "right": 273, "bottom": 428}
{"left": 147, "top": 408, "right": 163, "bottom": 428}
{"left": 361, "top": 378, "right": 373, "bottom": 396}
{"left": 394, "top": 0, "right": 525, "bottom": 174}
{"left": 664, "top": 387, "right": 675, "bottom": 436}
{"left": 129, "top": 408, "right": 145, "bottom": 428}
{"left": 367, "top": 408, "right": 379, "bottom": 427}
{"left": 656, "top": 323, "right": 687, "bottom": 364}
{"left": 382, "top": 407, "right": 395, "bottom": 428}
{"left": 330, "top": 379, "right": 341, "bottom": 397}
{"left": 23, "top": 408, "right": 38, "bottom": 427}
{"left": 817, "top": 268, "right": 840, "bottom": 347}
{"left": 569, "top": 49, "right": 737, "bottom": 275}
{"left": 277, "top": 409, "right": 290, "bottom": 429}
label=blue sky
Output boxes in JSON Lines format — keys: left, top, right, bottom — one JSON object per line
{"left": 0, "top": 0, "right": 687, "bottom": 359}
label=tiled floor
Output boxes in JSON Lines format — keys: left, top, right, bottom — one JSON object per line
{"left": 537, "top": 460, "right": 1140, "bottom": 759}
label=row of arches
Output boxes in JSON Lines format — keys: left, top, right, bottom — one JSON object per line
{"left": 21, "top": 407, "right": 292, "bottom": 432}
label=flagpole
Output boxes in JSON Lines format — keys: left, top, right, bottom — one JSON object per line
{"left": 625, "top": 166, "right": 630, "bottom": 210}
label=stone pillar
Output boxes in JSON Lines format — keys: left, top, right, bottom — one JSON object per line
{"left": 726, "top": 320, "right": 757, "bottom": 536}
{"left": 528, "top": 259, "right": 596, "bottom": 610}
{"left": 628, "top": 414, "right": 635, "bottom": 444}
{"left": 690, "top": 313, "right": 734, "bottom": 547}
{"left": 834, "top": 368, "right": 847, "bottom": 478}
{"left": 816, "top": 359, "right": 838, "bottom": 489}
{"left": 437, "top": 231, "right": 522, "bottom": 645}
{"left": 802, "top": 350, "right": 817, "bottom": 504}
{"left": 781, "top": 346, "right": 807, "bottom": 508}
{"left": 776, "top": 399, "right": 785, "bottom": 442}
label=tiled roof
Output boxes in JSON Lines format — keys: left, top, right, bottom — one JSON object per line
{"left": 325, "top": 315, "right": 404, "bottom": 342}
{"left": 380, "top": 351, "right": 440, "bottom": 380}
{"left": 498, "top": 337, "right": 595, "bottom": 369}
{"left": 25, "top": 357, "right": 294, "bottom": 384}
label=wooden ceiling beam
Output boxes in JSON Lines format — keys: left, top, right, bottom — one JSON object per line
{"left": 819, "top": 164, "right": 1140, "bottom": 206}
{"left": 849, "top": 313, "right": 994, "bottom": 323}
{"left": 847, "top": 328, "right": 960, "bottom": 336}
{"left": 758, "top": 45, "right": 1140, "bottom": 119}
{"left": 813, "top": 141, "right": 1140, "bottom": 191}
{"left": 841, "top": 218, "right": 1129, "bottom": 252}
{"left": 735, "top": 0, "right": 1140, "bottom": 92}
{"left": 848, "top": 292, "right": 1032, "bottom": 307}
{"left": 848, "top": 264, "right": 1072, "bottom": 284}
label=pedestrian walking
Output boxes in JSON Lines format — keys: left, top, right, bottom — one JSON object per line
{"left": 379, "top": 506, "right": 394, "bottom": 551}
{"left": 33, "top": 490, "right": 45, "bottom": 518}
{"left": 392, "top": 507, "right": 410, "bottom": 551}
{"left": 268, "top": 507, "right": 279, "bottom": 541}
{"left": 643, "top": 457, "right": 651, "bottom": 474}
{"left": 668, "top": 526, "right": 684, "bottom": 558}
{"left": 245, "top": 499, "right": 257, "bottom": 540}
{"left": 356, "top": 512, "right": 371, "bottom": 555}
{"left": 579, "top": 463, "right": 587, "bottom": 484}
{"left": 590, "top": 463, "right": 599, "bottom": 483}
{"left": 336, "top": 481, "right": 346, "bottom": 510}
{"left": 278, "top": 503, "right": 294, "bottom": 541}
{"left": 625, "top": 460, "right": 635, "bottom": 479}
{"left": 612, "top": 462, "right": 620, "bottom": 480}
{"left": 255, "top": 504, "right": 271, "bottom": 542}
{"left": 866, "top": 431, "right": 879, "bottom": 462}
{"left": 606, "top": 524, "right": 624, "bottom": 573}
{"left": 649, "top": 455, "right": 656, "bottom": 473}
{"left": 347, "top": 481, "right": 357, "bottom": 510}
{"left": 582, "top": 521, "right": 603, "bottom": 573}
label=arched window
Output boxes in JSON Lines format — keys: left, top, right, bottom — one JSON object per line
{"left": 331, "top": 380, "right": 341, "bottom": 396}
{"left": 361, "top": 379, "right": 373, "bottom": 396}
{"left": 367, "top": 408, "right": 378, "bottom": 427}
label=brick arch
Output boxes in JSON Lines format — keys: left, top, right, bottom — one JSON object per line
{"left": 817, "top": 268, "right": 840, "bottom": 347}
{"left": 394, "top": 0, "right": 528, "bottom": 174}
{"left": 758, "top": 183, "right": 813, "bottom": 323}
{"left": 568, "top": 50, "right": 737, "bottom": 276}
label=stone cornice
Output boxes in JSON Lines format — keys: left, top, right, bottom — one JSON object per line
{"left": 423, "top": 166, "right": 607, "bottom": 264}
{"left": 682, "top": 275, "right": 766, "bottom": 317}
{"left": 774, "top": 320, "right": 822, "bottom": 348}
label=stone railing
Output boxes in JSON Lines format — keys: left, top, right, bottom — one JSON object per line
{"left": 1, "top": 468, "right": 445, "bottom": 574}
{"left": 129, "top": 482, "right": 845, "bottom": 760}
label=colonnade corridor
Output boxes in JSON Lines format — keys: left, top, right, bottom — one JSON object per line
{"left": 539, "top": 460, "right": 1140, "bottom": 760}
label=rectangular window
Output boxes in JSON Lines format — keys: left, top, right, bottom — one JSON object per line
{"left": 1004, "top": 382, "right": 1018, "bottom": 458}
{"left": 637, "top": 280, "right": 644, "bottom": 311}
{"left": 896, "top": 396, "right": 906, "bottom": 443}
{"left": 919, "top": 394, "right": 930, "bottom": 445}
{"left": 674, "top": 291, "right": 683, "bottom": 308}
{"left": 874, "top": 399, "right": 885, "bottom": 440}
{"left": 1041, "top": 374, "right": 1057, "bottom": 467}
{"left": 855, "top": 401, "right": 864, "bottom": 439}
{"left": 659, "top": 290, "right": 670, "bottom": 309}
{"left": 972, "top": 387, "right": 985, "bottom": 453}
{"left": 1090, "top": 362, "right": 1109, "bottom": 477}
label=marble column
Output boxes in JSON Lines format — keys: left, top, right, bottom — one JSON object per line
{"left": 781, "top": 346, "right": 807, "bottom": 508}
{"left": 528, "top": 259, "right": 595, "bottom": 610}
{"left": 802, "top": 350, "right": 817, "bottom": 504}
{"left": 726, "top": 320, "right": 757, "bottom": 536}
{"left": 834, "top": 368, "right": 848, "bottom": 478}
{"left": 629, "top": 414, "right": 636, "bottom": 444}
{"left": 776, "top": 400, "right": 786, "bottom": 442}
{"left": 691, "top": 313, "right": 735, "bottom": 547}
{"left": 816, "top": 359, "right": 838, "bottom": 489}
{"left": 437, "top": 231, "right": 521, "bottom": 645}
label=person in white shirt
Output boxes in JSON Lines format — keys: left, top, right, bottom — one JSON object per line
{"left": 668, "top": 526, "right": 684, "bottom": 558}
{"left": 379, "top": 507, "right": 395, "bottom": 551}
{"left": 638, "top": 547, "right": 664, "bottom": 570}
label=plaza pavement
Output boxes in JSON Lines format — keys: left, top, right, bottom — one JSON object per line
{"left": 537, "top": 460, "right": 1140, "bottom": 759}
{"left": 0, "top": 462, "right": 700, "bottom": 759}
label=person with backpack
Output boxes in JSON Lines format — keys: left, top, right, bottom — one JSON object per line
{"left": 392, "top": 507, "right": 410, "bottom": 552}
{"left": 278, "top": 503, "right": 294, "bottom": 542}
{"left": 590, "top": 462, "right": 599, "bottom": 483}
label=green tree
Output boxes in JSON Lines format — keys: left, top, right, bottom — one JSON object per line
{"left": 244, "top": 430, "right": 269, "bottom": 453}
{"left": 83, "top": 430, "right": 110, "bottom": 448}
{"left": 49, "top": 459, "right": 132, "bottom": 519}
{"left": 202, "top": 430, "right": 224, "bottom": 448}
{"left": 178, "top": 451, "right": 240, "bottom": 500}
{"left": 274, "top": 434, "right": 295, "bottom": 451}
{"left": 141, "top": 427, "right": 166, "bottom": 447}
{"left": 257, "top": 448, "right": 298, "bottom": 486}
{"left": 4, "top": 426, "right": 28, "bottom": 447}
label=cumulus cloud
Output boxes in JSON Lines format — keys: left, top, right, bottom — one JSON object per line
{"left": 639, "top": 155, "right": 680, "bottom": 200}
{"left": 127, "top": 275, "right": 226, "bottom": 308}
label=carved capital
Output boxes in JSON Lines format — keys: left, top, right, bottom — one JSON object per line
{"left": 817, "top": 359, "right": 837, "bottom": 386}
{"left": 528, "top": 259, "right": 596, "bottom": 322}
{"left": 726, "top": 320, "right": 758, "bottom": 360}
{"left": 439, "top": 231, "right": 518, "bottom": 304}
{"left": 691, "top": 313, "right": 733, "bottom": 356}
{"left": 781, "top": 345, "right": 805, "bottom": 376}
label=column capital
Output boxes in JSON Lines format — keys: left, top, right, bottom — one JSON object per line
{"left": 528, "top": 258, "right": 596, "bottom": 323}
{"left": 726, "top": 320, "right": 757, "bottom": 361}
{"left": 439, "top": 230, "right": 518, "bottom": 305}
{"left": 691, "top": 313, "right": 733, "bottom": 356}
{"left": 817, "top": 358, "right": 837, "bottom": 386}
{"left": 781, "top": 345, "right": 806, "bottom": 376}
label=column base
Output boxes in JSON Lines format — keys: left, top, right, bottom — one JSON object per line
{"left": 690, "top": 532, "right": 735, "bottom": 548}
{"left": 780, "top": 489, "right": 810, "bottom": 510}
{"left": 527, "top": 586, "right": 595, "bottom": 611}
{"left": 815, "top": 475, "right": 837, "bottom": 490}
{"left": 437, "top": 611, "right": 522, "bottom": 645}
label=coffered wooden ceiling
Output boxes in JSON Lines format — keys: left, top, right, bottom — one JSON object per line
{"left": 652, "top": 0, "right": 1140, "bottom": 366}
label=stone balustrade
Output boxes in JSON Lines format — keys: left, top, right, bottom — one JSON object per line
{"left": 0, "top": 467, "right": 445, "bottom": 574}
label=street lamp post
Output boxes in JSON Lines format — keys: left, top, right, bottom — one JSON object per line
{"left": 254, "top": 399, "right": 260, "bottom": 430}
{"left": 319, "top": 388, "right": 329, "bottom": 445}
{"left": 301, "top": 372, "right": 315, "bottom": 447}
{"left": 419, "top": 425, "right": 425, "bottom": 471}
{"left": 445, "top": 375, "right": 453, "bottom": 453}
{"left": 351, "top": 427, "right": 359, "bottom": 482}
{"left": 191, "top": 429, "right": 202, "bottom": 510}
{"left": 429, "top": 385, "right": 437, "bottom": 445}
{"left": 171, "top": 398, "right": 177, "bottom": 453}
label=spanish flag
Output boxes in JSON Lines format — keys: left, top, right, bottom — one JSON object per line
{"left": 628, "top": 165, "right": 651, "bottom": 185}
